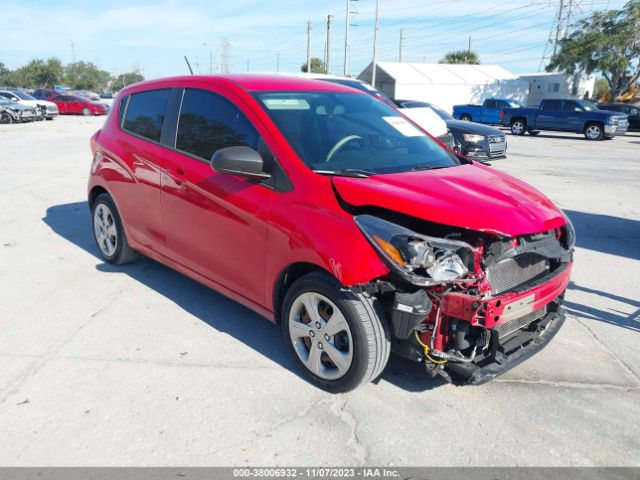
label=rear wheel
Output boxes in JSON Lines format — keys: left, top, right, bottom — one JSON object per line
{"left": 282, "top": 271, "right": 390, "bottom": 393}
{"left": 82, "top": 107, "right": 91, "bottom": 116}
{"left": 91, "top": 193, "right": 138, "bottom": 265}
{"left": 510, "top": 119, "right": 526, "bottom": 135}
{"left": 460, "top": 114, "right": 472, "bottom": 122}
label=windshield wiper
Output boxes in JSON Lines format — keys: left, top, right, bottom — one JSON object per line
{"left": 410, "top": 164, "right": 450, "bottom": 171}
{"left": 313, "top": 168, "right": 376, "bottom": 178}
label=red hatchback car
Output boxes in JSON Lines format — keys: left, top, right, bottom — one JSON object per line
{"left": 88, "top": 75, "right": 574, "bottom": 392}
{"left": 50, "top": 94, "right": 107, "bottom": 116}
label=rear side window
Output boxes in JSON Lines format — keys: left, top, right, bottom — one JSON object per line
{"left": 176, "top": 88, "right": 259, "bottom": 161}
{"left": 123, "top": 89, "right": 171, "bottom": 142}
{"left": 542, "top": 100, "right": 561, "bottom": 110}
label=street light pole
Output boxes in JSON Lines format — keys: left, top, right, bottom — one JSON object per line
{"left": 371, "top": 0, "right": 379, "bottom": 87}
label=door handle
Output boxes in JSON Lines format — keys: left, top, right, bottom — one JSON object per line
{"left": 167, "top": 167, "right": 186, "bottom": 186}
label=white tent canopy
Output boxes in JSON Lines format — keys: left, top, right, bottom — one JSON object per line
{"left": 358, "top": 62, "right": 529, "bottom": 114}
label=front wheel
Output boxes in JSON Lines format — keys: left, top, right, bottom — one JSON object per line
{"left": 584, "top": 123, "right": 604, "bottom": 140}
{"left": 282, "top": 272, "right": 390, "bottom": 393}
{"left": 460, "top": 114, "right": 472, "bottom": 122}
{"left": 0, "top": 112, "right": 12, "bottom": 124}
{"left": 510, "top": 119, "right": 526, "bottom": 135}
{"left": 91, "top": 193, "right": 138, "bottom": 265}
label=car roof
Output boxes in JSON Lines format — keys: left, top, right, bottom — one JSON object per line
{"left": 123, "top": 74, "right": 359, "bottom": 94}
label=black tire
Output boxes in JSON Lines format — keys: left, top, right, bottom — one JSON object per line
{"left": 282, "top": 271, "right": 391, "bottom": 393}
{"left": 584, "top": 122, "right": 604, "bottom": 140}
{"left": 460, "top": 114, "right": 472, "bottom": 122}
{"left": 82, "top": 107, "right": 91, "bottom": 116}
{"left": 510, "top": 119, "right": 527, "bottom": 135}
{"left": 91, "top": 193, "right": 138, "bottom": 265}
{"left": 527, "top": 129, "right": 540, "bottom": 136}
{"left": 0, "top": 112, "right": 12, "bottom": 124}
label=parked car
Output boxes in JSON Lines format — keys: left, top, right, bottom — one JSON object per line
{"left": 0, "top": 89, "right": 59, "bottom": 120}
{"left": 32, "top": 89, "right": 63, "bottom": 101}
{"left": 72, "top": 90, "right": 101, "bottom": 102}
{"left": 0, "top": 95, "right": 38, "bottom": 123}
{"left": 598, "top": 103, "right": 640, "bottom": 131}
{"left": 453, "top": 98, "right": 523, "bottom": 124}
{"left": 396, "top": 100, "right": 507, "bottom": 160}
{"left": 502, "top": 99, "right": 629, "bottom": 140}
{"left": 283, "top": 73, "right": 455, "bottom": 149}
{"left": 88, "top": 75, "right": 574, "bottom": 392}
{"left": 50, "top": 94, "right": 107, "bottom": 116}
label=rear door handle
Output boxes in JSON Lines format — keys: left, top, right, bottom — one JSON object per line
{"left": 168, "top": 167, "right": 186, "bottom": 186}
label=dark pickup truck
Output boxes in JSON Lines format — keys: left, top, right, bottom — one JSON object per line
{"left": 502, "top": 99, "right": 629, "bottom": 140}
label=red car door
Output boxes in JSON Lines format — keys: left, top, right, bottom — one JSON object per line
{"left": 65, "top": 96, "right": 82, "bottom": 114}
{"left": 160, "top": 86, "right": 278, "bottom": 306}
{"left": 112, "top": 88, "right": 173, "bottom": 254}
{"left": 51, "top": 95, "right": 66, "bottom": 114}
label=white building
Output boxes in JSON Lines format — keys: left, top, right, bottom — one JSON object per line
{"left": 519, "top": 72, "right": 596, "bottom": 106}
{"left": 357, "top": 62, "right": 530, "bottom": 113}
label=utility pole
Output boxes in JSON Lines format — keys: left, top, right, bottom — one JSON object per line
{"left": 398, "top": 29, "right": 404, "bottom": 62}
{"left": 552, "top": 0, "right": 566, "bottom": 59}
{"left": 306, "top": 20, "right": 312, "bottom": 73}
{"left": 371, "top": 0, "right": 379, "bottom": 88}
{"left": 70, "top": 41, "right": 76, "bottom": 63}
{"left": 344, "top": 0, "right": 350, "bottom": 76}
{"left": 468, "top": 36, "right": 472, "bottom": 55}
{"left": 326, "top": 14, "right": 333, "bottom": 74}
{"left": 220, "top": 39, "right": 231, "bottom": 73}
{"left": 247, "top": 59, "right": 250, "bottom": 72}
{"left": 276, "top": 52, "right": 280, "bottom": 72}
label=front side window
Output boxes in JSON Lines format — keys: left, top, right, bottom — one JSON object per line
{"left": 575, "top": 100, "right": 598, "bottom": 112}
{"left": 562, "top": 101, "right": 579, "bottom": 112}
{"left": 542, "top": 100, "right": 561, "bottom": 110}
{"left": 122, "top": 89, "right": 171, "bottom": 142}
{"left": 176, "top": 88, "right": 259, "bottom": 160}
{"left": 255, "top": 91, "right": 462, "bottom": 174}
{"left": 485, "top": 100, "right": 497, "bottom": 109}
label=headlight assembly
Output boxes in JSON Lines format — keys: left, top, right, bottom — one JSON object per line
{"left": 463, "top": 134, "right": 485, "bottom": 143}
{"left": 561, "top": 210, "right": 576, "bottom": 250}
{"left": 355, "top": 214, "right": 473, "bottom": 286}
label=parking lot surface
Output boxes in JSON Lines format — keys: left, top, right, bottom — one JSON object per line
{"left": 1, "top": 117, "right": 639, "bottom": 466}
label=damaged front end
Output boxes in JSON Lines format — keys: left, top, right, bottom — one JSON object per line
{"left": 354, "top": 212, "right": 574, "bottom": 385}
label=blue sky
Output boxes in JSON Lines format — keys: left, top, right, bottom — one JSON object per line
{"left": 0, "top": 0, "right": 629, "bottom": 79}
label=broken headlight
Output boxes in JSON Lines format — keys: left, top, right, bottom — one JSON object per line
{"left": 355, "top": 214, "right": 474, "bottom": 286}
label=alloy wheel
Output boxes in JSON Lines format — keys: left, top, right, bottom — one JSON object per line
{"left": 93, "top": 203, "right": 118, "bottom": 257}
{"left": 288, "top": 292, "right": 353, "bottom": 380}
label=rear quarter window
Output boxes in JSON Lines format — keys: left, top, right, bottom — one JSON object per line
{"left": 122, "top": 89, "right": 171, "bottom": 142}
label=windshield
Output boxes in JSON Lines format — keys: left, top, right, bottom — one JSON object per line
{"left": 576, "top": 100, "right": 599, "bottom": 111}
{"left": 429, "top": 104, "right": 454, "bottom": 121}
{"left": 13, "top": 91, "right": 36, "bottom": 100}
{"left": 256, "top": 91, "right": 462, "bottom": 175}
{"left": 321, "top": 79, "right": 395, "bottom": 106}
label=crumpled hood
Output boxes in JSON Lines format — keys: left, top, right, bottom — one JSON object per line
{"left": 332, "top": 163, "right": 565, "bottom": 237}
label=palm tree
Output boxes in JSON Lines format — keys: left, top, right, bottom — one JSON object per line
{"left": 439, "top": 50, "right": 480, "bottom": 65}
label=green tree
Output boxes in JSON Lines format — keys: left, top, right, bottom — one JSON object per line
{"left": 11, "top": 58, "right": 64, "bottom": 88}
{"left": 439, "top": 50, "right": 480, "bottom": 65}
{"left": 0, "top": 62, "right": 14, "bottom": 86}
{"left": 548, "top": 0, "right": 640, "bottom": 98}
{"left": 64, "top": 61, "right": 111, "bottom": 91}
{"left": 112, "top": 72, "right": 145, "bottom": 89}
{"left": 300, "top": 57, "right": 326, "bottom": 73}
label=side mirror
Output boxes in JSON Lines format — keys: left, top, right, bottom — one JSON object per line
{"left": 10, "top": 98, "right": 18, "bottom": 102}
{"left": 210, "top": 146, "right": 271, "bottom": 180}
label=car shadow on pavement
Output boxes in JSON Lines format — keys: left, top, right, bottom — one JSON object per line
{"left": 565, "top": 282, "right": 640, "bottom": 334}
{"left": 43, "top": 202, "right": 445, "bottom": 392}
{"left": 565, "top": 210, "right": 640, "bottom": 261}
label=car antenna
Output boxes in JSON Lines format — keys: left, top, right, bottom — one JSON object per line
{"left": 184, "top": 56, "right": 194, "bottom": 75}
